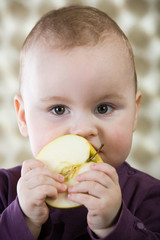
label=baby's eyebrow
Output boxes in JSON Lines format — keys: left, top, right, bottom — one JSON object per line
{"left": 40, "top": 96, "right": 70, "bottom": 102}
{"left": 97, "top": 93, "right": 125, "bottom": 101}
{"left": 40, "top": 93, "right": 125, "bottom": 103}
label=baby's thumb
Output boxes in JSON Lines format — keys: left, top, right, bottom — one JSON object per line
{"left": 21, "top": 158, "right": 45, "bottom": 176}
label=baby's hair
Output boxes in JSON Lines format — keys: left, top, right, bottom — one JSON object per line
{"left": 20, "top": 5, "right": 137, "bottom": 91}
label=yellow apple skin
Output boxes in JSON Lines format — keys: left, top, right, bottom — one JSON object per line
{"left": 37, "top": 134, "right": 103, "bottom": 208}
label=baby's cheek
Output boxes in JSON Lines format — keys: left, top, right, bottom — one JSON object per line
{"left": 110, "top": 128, "right": 133, "bottom": 159}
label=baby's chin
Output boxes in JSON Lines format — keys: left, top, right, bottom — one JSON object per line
{"left": 100, "top": 153, "right": 125, "bottom": 168}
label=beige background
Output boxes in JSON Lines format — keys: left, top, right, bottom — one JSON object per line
{"left": 0, "top": 0, "right": 160, "bottom": 179}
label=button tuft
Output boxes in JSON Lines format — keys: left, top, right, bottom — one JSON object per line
{"left": 137, "top": 222, "right": 145, "bottom": 230}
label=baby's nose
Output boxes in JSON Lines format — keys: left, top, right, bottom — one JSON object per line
{"left": 69, "top": 115, "right": 98, "bottom": 139}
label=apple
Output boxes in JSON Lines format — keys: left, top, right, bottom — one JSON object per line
{"left": 37, "top": 134, "right": 103, "bottom": 208}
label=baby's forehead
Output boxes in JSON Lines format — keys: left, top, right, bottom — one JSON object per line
{"left": 21, "top": 38, "right": 135, "bottom": 90}
{"left": 21, "top": 36, "right": 135, "bottom": 75}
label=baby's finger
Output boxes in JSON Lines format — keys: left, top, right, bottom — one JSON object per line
{"left": 21, "top": 159, "right": 45, "bottom": 176}
{"left": 28, "top": 166, "right": 64, "bottom": 182}
{"left": 23, "top": 166, "right": 66, "bottom": 190}
{"left": 27, "top": 184, "right": 60, "bottom": 206}
{"left": 22, "top": 160, "right": 65, "bottom": 183}
{"left": 68, "top": 192, "right": 99, "bottom": 209}
{"left": 68, "top": 180, "right": 107, "bottom": 198}
{"left": 24, "top": 173, "right": 67, "bottom": 193}
{"left": 77, "top": 170, "right": 114, "bottom": 188}
{"left": 90, "top": 162, "right": 119, "bottom": 184}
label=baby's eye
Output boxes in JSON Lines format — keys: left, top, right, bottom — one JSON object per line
{"left": 95, "top": 104, "right": 112, "bottom": 114}
{"left": 50, "top": 105, "right": 69, "bottom": 115}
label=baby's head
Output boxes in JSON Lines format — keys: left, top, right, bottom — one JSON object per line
{"left": 19, "top": 5, "right": 137, "bottom": 93}
{"left": 15, "top": 5, "right": 141, "bottom": 168}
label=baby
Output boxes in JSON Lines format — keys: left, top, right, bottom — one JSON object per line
{"left": 0, "top": 5, "right": 160, "bottom": 240}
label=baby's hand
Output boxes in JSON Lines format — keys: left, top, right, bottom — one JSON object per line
{"left": 68, "top": 162, "right": 122, "bottom": 238}
{"left": 17, "top": 159, "right": 67, "bottom": 239}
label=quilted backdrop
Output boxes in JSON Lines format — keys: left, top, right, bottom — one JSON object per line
{"left": 0, "top": 0, "right": 160, "bottom": 179}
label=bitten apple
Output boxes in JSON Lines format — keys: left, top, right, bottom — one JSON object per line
{"left": 37, "top": 134, "right": 103, "bottom": 208}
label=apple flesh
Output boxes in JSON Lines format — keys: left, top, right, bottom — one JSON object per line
{"left": 37, "top": 134, "right": 103, "bottom": 208}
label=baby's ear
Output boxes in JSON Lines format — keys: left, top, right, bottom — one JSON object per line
{"left": 14, "top": 95, "right": 28, "bottom": 137}
{"left": 133, "top": 90, "right": 142, "bottom": 131}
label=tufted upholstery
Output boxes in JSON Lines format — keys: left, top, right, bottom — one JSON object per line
{"left": 0, "top": 0, "right": 160, "bottom": 179}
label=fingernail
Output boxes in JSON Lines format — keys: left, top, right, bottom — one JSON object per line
{"left": 68, "top": 186, "right": 73, "bottom": 192}
{"left": 59, "top": 175, "right": 64, "bottom": 182}
{"left": 61, "top": 184, "right": 67, "bottom": 191}
{"left": 68, "top": 194, "right": 72, "bottom": 199}
{"left": 91, "top": 163, "right": 96, "bottom": 169}
{"left": 76, "top": 175, "right": 81, "bottom": 180}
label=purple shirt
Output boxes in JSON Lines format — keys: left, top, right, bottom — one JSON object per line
{"left": 0, "top": 162, "right": 160, "bottom": 240}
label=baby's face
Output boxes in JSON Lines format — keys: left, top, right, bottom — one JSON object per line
{"left": 16, "top": 39, "right": 141, "bottom": 168}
